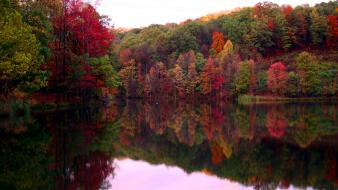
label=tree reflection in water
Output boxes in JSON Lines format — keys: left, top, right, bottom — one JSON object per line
{"left": 0, "top": 101, "right": 337, "bottom": 189}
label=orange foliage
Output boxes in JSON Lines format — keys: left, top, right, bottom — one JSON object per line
{"left": 211, "top": 32, "right": 225, "bottom": 54}
{"left": 210, "top": 143, "right": 225, "bottom": 165}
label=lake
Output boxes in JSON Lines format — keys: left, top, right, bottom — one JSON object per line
{"left": 0, "top": 100, "right": 337, "bottom": 190}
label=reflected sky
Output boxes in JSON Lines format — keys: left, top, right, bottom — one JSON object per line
{"left": 110, "top": 158, "right": 315, "bottom": 190}
{"left": 110, "top": 158, "right": 253, "bottom": 190}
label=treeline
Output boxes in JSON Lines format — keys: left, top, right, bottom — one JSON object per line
{"left": 117, "top": 101, "right": 338, "bottom": 148}
{"left": 0, "top": 1, "right": 337, "bottom": 102}
{"left": 0, "top": 0, "right": 119, "bottom": 102}
{"left": 114, "top": 1, "right": 338, "bottom": 99}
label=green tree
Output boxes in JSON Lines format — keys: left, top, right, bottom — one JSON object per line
{"left": 286, "top": 71, "right": 299, "bottom": 97}
{"left": 234, "top": 61, "right": 250, "bottom": 95}
{"left": 295, "top": 52, "right": 322, "bottom": 96}
{"left": 249, "top": 20, "right": 274, "bottom": 54}
{"left": 275, "top": 13, "right": 295, "bottom": 51}
{"left": 0, "top": 0, "right": 47, "bottom": 96}
{"left": 167, "top": 28, "right": 199, "bottom": 56}
{"left": 89, "top": 56, "right": 121, "bottom": 88}
{"left": 310, "top": 8, "right": 328, "bottom": 46}
{"left": 15, "top": 0, "right": 54, "bottom": 60}
{"left": 256, "top": 71, "right": 267, "bottom": 93}
{"left": 195, "top": 52, "right": 206, "bottom": 72}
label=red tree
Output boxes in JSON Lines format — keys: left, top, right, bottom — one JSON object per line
{"left": 66, "top": 2, "right": 114, "bottom": 56}
{"left": 119, "top": 48, "right": 133, "bottom": 65}
{"left": 281, "top": 5, "right": 293, "bottom": 22}
{"left": 267, "top": 62, "right": 288, "bottom": 95}
{"left": 327, "top": 15, "right": 338, "bottom": 48}
{"left": 48, "top": 0, "right": 114, "bottom": 95}
{"left": 200, "top": 58, "right": 224, "bottom": 96}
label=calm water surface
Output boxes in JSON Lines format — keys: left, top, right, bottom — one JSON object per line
{"left": 0, "top": 100, "right": 337, "bottom": 190}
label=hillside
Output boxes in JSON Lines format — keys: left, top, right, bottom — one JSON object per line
{"left": 112, "top": 1, "right": 338, "bottom": 99}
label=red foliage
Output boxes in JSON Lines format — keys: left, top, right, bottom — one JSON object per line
{"left": 267, "top": 20, "right": 275, "bottom": 30}
{"left": 280, "top": 179, "right": 291, "bottom": 189}
{"left": 66, "top": 152, "right": 113, "bottom": 190}
{"left": 148, "top": 62, "right": 172, "bottom": 96}
{"left": 48, "top": 0, "right": 114, "bottom": 94}
{"left": 201, "top": 58, "right": 224, "bottom": 95}
{"left": 281, "top": 5, "right": 293, "bottom": 22}
{"left": 212, "top": 75, "right": 225, "bottom": 91}
{"left": 325, "top": 159, "right": 338, "bottom": 185}
{"left": 212, "top": 107, "right": 225, "bottom": 126}
{"left": 266, "top": 109, "right": 288, "bottom": 138}
{"left": 267, "top": 62, "right": 288, "bottom": 95}
{"left": 119, "top": 48, "right": 133, "bottom": 65}
{"left": 327, "top": 15, "right": 338, "bottom": 48}
{"left": 77, "top": 63, "right": 98, "bottom": 89}
{"left": 65, "top": 2, "right": 114, "bottom": 57}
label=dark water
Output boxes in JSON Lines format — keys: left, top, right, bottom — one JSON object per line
{"left": 1, "top": 100, "right": 338, "bottom": 190}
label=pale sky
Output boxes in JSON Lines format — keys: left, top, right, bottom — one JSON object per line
{"left": 97, "top": 0, "right": 332, "bottom": 28}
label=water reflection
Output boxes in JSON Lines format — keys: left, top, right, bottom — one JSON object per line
{"left": 0, "top": 100, "right": 337, "bottom": 189}
{"left": 111, "top": 158, "right": 253, "bottom": 190}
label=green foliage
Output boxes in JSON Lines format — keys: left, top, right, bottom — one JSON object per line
{"left": 237, "top": 95, "right": 254, "bottom": 105}
{"left": 256, "top": 71, "right": 267, "bottom": 93}
{"left": 120, "top": 32, "right": 142, "bottom": 49}
{"left": 16, "top": 0, "right": 53, "bottom": 59}
{"left": 1, "top": 0, "right": 335, "bottom": 100}
{"left": 167, "top": 28, "right": 199, "bottom": 56}
{"left": 318, "top": 61, "right": 337, "bottom": 96}
{"left": 0, "top": 2, "right": 47, "bottom": 95}
{"left": 0, "top": 121, "right": 52, "bottom": 190}
{"left": 89, "top": 55, "right": 121, "bottom": 88}
{"left": 286, "top": 71, "right": 299, "bottom": 97}
{"left": 296, "top": 52, "right": 322, "bottom": 96}
{"left": 310, "top": 8, "right": 328, "bottom": 47}
{"left": 234, "top": 61, "right": 250, "bottom": 95}
{"left": 250, "top": 20, "right": 274, "bottom": 54}
{"left": 112, "top": 2, "right": 337, "bottom": 99}
{"left": 221, "top": 8, "right": 255, "bottom": 48}
{"left": 275, "top": 13, "right": 295, "bottom": 51}
{"left": 195, "top": 52, "right": 206, "bottom": 72}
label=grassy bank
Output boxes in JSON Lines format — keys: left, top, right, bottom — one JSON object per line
{"left": 238, "top": 94, "right": 338, "bottom": 105}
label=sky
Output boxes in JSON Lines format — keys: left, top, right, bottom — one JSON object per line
{"left": 97, "top": 0, "right": 331, "bottom": 28}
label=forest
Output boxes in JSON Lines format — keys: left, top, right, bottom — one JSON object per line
{"left": 0, "top": 0, "right": 337, "bottom": 108}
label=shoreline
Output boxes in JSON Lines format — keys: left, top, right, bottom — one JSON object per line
{"left": 238, "top": 95, "right": 338, "bottom": 104}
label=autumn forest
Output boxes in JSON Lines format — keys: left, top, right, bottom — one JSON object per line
{"left": 0, "top": 0, "right": 338, "bottom": 189}
{"left": 0, "top": 0, "right": 337, "bottom": 106}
